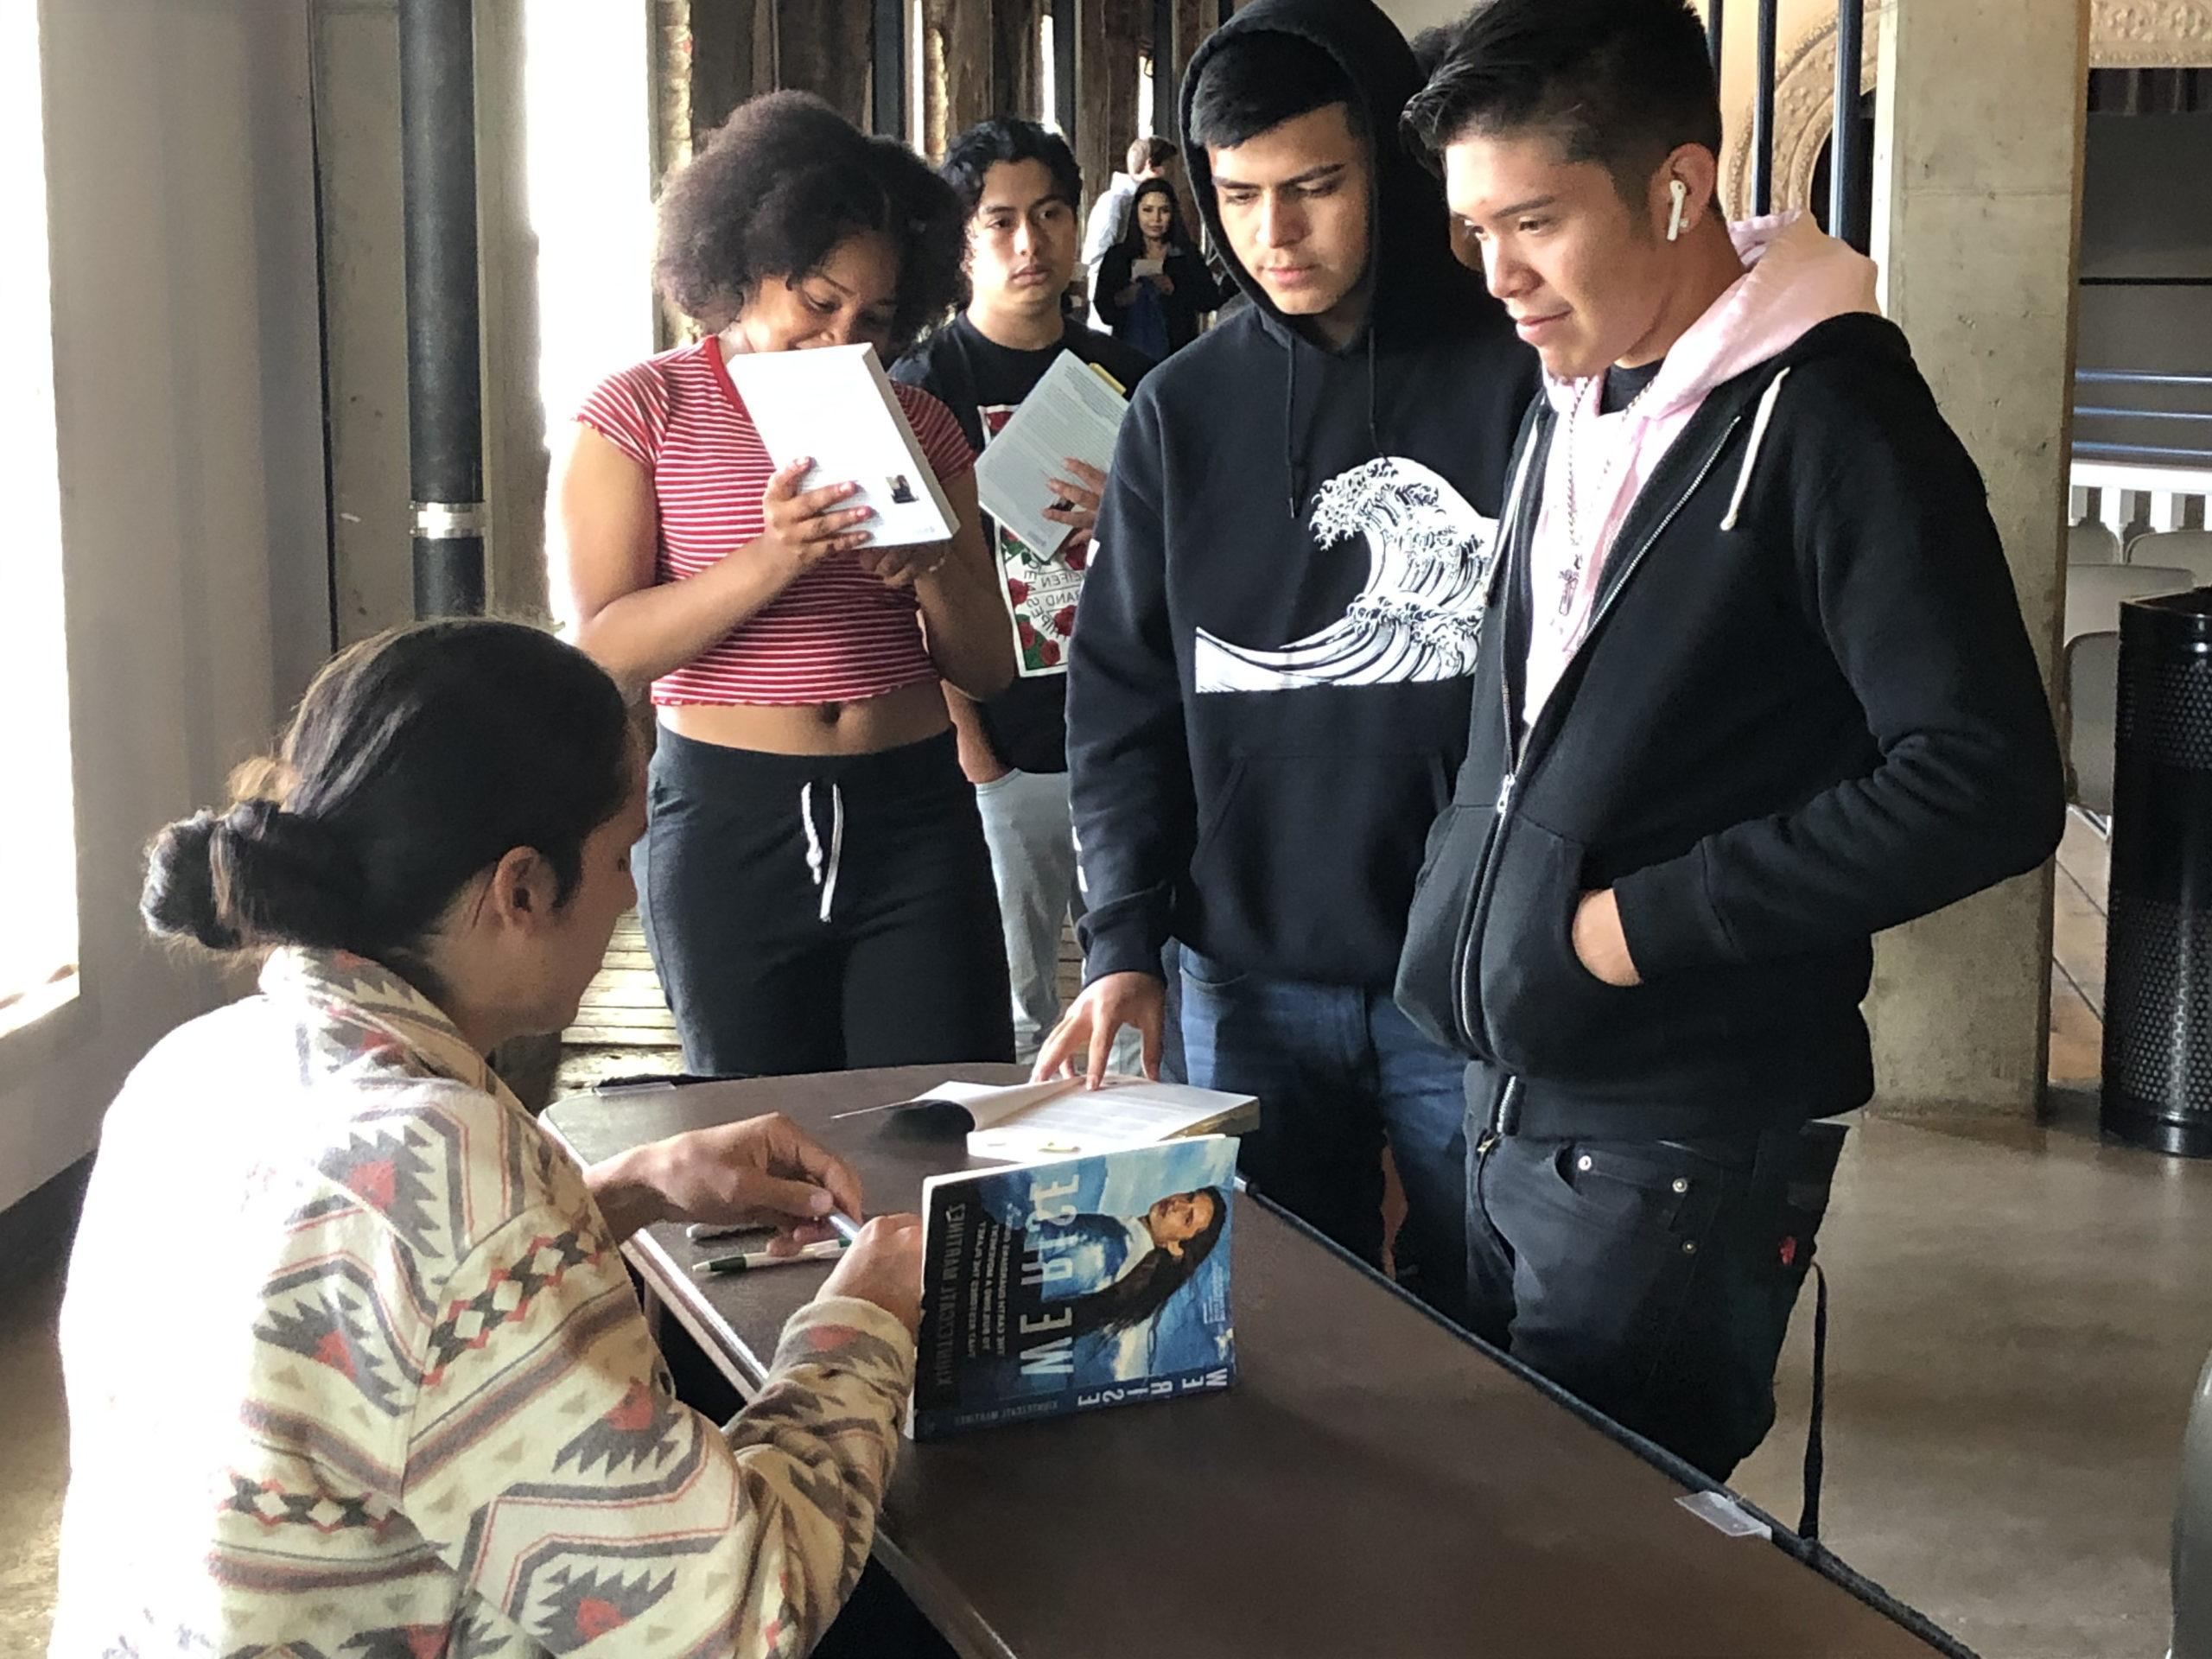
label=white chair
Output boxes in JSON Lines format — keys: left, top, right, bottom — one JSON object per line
{"left": 2061, "top": 631, "right": 2118, "bottom": 816}
{"left": 2065, "top": 563, "right": 2194, "bottom": 645}
{"left": 2127, "top": 527, "right": 2212, "bottom": 583}
{"left": 2068, "top": 519, "right": 2123, "bottom": 564}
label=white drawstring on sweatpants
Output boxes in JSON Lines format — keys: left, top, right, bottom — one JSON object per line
{"left": 798, "top": 781, "right": 846, "bottom": 924}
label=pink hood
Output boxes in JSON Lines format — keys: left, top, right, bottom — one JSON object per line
{"left": 1541, "top": 212, "right": 1881, "bottom": 423}
{"left": 1521, "top": 214, "right": 1880, "bottom": 716}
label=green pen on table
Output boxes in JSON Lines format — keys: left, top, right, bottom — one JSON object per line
{"left": 693, "top": 1237, "right": 849, "bottom": 1277}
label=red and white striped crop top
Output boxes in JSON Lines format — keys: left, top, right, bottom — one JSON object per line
{"left": 577, "top": 338, "right": 976, "bottom": 707}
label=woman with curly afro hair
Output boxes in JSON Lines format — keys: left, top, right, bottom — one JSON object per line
{"left": 557, "top": 92, "right": 1016, "bottom": 1077}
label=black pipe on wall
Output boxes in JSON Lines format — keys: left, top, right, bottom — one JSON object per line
{"left": 399, "top": 0, "right": 486, "bottom": 619}
{"left": 1707, "top": 0, "right": 1725, "bottom": 74}
{"left": 1153, "top": 0, "right": 1174, "bottom": 140}
{"left": 1054, "top": 0, "right": 1078, "bottom": 140}
{"left": 1751, "top": 0, "right": 1778, "bottom": 215}
{"left": 874, "top": 0, "right": 906, "bottom": 138}
{"left": 1830, "top": 0, "right": 1866, "bottom": 249}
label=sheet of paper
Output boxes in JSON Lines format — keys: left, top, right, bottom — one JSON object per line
{"left": 971, "top": 350, "right": 1128, "bottom": 563}
{"left": 965, "top": 1077, "right": 1258, "bottom": 1160}
{"left": 722, "top": 343, "right": 958, "bottom": 547}
{"left": 970, "top": 1091, "right": 1211, "bottom": 1156}
{"left": 1131, "top": 257, "right": 1165, "bottom": 280}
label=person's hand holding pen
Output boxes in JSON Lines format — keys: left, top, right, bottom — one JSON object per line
{"left": 588, "top": 1111, "right": 865, "bottom": 1252}
{"left": 1042, "top": 456, "right": 1108, "bottom": 559}
{"left": 588, "top": 1114, "right": 927, "bottom": 1336}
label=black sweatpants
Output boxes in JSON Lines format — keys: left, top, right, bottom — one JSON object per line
{"left": 1463, "top": 1061, "right": 1845, "bottom": 1480}
{"left": 636, "top": 728, "right": 1014, "bottom": 1077}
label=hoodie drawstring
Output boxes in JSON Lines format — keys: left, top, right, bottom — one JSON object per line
{"left": 1365, "top": 328, "right": 1382, "bottom": 460}
{"left": 1719, "top": 366, "right": 1792, "bottom": 532}
{"left": 798, "top": 781, "right": 845, "bottom": 925}
{"left": 1281, "top": 330, "right": 1387, "bottom": 525}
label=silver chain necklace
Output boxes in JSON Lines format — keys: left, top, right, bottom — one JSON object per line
{"left": 1556, "top": 373, "right": 1659, "bottom": 620}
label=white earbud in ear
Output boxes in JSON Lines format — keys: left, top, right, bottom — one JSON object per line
{"left": 1666, "top": 178, "right": 1688, "bottom": 243}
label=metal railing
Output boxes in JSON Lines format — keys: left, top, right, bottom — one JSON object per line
{"left": 2074, "top": 370, "right": 2212, "bottom": 468}
{"left": 2069, "top": 372, "right": 2212, "bottom": 541}
{"left": 1720, "top": 0, "right": 1866, "bottom": 238}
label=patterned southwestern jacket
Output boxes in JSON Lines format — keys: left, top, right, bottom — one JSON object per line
{"left": 49, "top": 948, "right": 916, "bottom": 1658}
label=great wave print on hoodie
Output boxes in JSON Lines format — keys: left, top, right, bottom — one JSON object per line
{"left": 1192, "top": 456, "right": 1496, "bottom": 692}
{"left": 1064, "top": 0, "right": 1537, "bottom": 991}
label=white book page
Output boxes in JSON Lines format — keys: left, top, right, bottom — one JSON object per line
{"left": 904, "top": 1077, "right": 1079, "bottom": 1129}
{"left": 721, "top": 343, "right": 957, "bottom": 547}
{"left": 971, "top": 351, "right": 1128, "bottom": 559}
{"left": 965, "top": 1076, "right": 1258, "bottom": 1159}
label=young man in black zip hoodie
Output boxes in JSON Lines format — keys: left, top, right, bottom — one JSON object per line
{"left": 1034, "top": 0, "right": 1536, "bottom": 1324}
{"left": 1395, "top": 0, "right": 2065, "bottom": 1478}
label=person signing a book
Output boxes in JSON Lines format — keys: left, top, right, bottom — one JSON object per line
{"left": 50, "top": 620, "right": 925, "bottom": 1656}
{"left": 891, "top": 118, "right": 1159, "bottom": 1075}
{"left": 557, "top": 92, "right": 1016, "bottom": 1077}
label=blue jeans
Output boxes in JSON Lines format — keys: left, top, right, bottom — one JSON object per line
{"left": 1179, "top": 946, "right": 1468, "bottom": 1322}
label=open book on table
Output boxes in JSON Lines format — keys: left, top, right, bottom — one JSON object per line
{"left": 910, "top": 1135, "right": 1238, "bottom": 1439}
{"left": 832, "top": 1074, "right": 1258, "bottom": 1161}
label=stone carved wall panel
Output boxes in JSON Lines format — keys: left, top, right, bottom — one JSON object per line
{"left": 1723, "top": 0, "right": 2212, "bottom": 219}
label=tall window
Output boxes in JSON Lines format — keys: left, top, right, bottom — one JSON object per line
{"left": 1137, "top": 50, "right": 1155, "bottom": 142}
{"left": 524, "top": 2, "right": 658, "bottom": 453}
{"left": 908, "top": 0, "right": 928, "bottom": 154}
{"left": 0, "top": 0, "right": 79, "bottom": 1034}
{"left": 1039, "top": 11, "right": 1057, "bottom": 130}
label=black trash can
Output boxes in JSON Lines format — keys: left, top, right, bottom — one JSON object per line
{"left": 2103, "top": 587, "right": 2212, "bottom": 1156}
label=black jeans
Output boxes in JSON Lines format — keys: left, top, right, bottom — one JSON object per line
{"left": 1463, "top": 1062, "right": 1843, "bottom": 1480}
{"left": 636, "top": 728, "right": 1014, "bottom": 1077}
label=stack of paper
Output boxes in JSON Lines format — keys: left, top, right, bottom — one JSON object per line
{"left": 836, "top": 1074, "right": 1259, "bottom": 1160}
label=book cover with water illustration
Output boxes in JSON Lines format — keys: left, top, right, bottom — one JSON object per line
{"left": 910, "top": 1135, "right": 1238, "bottom": 1440}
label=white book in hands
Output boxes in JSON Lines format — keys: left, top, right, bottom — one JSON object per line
{"left": 721, "top": 342, "right": 958, "bottom": 547}
{"left": 970, "top": 349, "right": 1129, "bottom": 559}
{"left": 833, "top": 1074, "right": 1259, "bottom": 1161}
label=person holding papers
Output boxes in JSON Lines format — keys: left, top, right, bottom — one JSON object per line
{"left": 892, "top": 118, "right": 1158, "bottom": 1071}
{"left": 556, "top": 92, "right": 1016, "bottom": 1077}
{"left": 1036, "top": 0, "right": 1536, "bottom": 1325}
{"left": 1083, "top": 136, "right": 1183, "bottom": 312}
{"left": 1094, "top": 178, "right": 1224, "bottom": 357}
{"left": 51, "top": 620, "right": 925, "bottom": 1657}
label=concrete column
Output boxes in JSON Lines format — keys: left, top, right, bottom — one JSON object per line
{"left": 310, "top": 0, "right": 412, "bottom": 644}
{"left": 1864, "top": 0, "right": 2088, "bottom": 1113}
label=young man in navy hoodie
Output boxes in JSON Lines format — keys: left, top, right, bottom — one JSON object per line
{"left": 1035, "top": 0, "right": 1535, "bottom": 1324}
{"left": 1395, "top": 0, "right": 2064, "bottom": 1476}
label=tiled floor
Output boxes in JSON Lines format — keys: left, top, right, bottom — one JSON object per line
{"left": 5, "top": 812, "right": 2205, "bottom": 1656}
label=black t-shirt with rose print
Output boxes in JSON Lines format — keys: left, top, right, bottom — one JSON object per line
{"left": 893, "top": 315, "right": 1154, "bottom": 774}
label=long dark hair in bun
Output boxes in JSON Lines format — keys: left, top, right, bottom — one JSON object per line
{"left": 141, "top": 620, "right": 631, "bottom": 997}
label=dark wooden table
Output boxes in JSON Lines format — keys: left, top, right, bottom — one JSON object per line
{"left": 548, "top": 1065, "right": 1959, "bottom": 1659}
